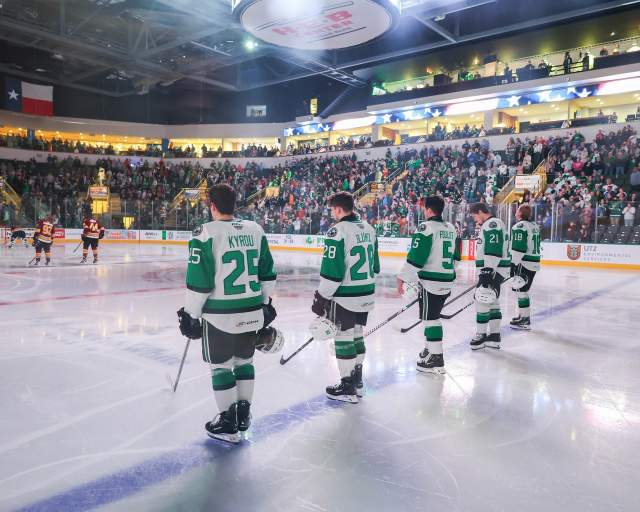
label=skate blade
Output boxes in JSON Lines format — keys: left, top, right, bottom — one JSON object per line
{"left": 417, "top": 365, "right": 446, "bottom": 375}
{"left": 470, "top": 343, "right": 485, "bottom": 350}
{"left": 510, "top": 325, "right": 531, "bottom": 331}
{"left": 326, "top": 393, "right": 359, "bottom": 404}
{"left": 206, "top": 432, "right": 240, "bottom": 444}
{"left": 485, "top": 342, "right": 501, "bottom": 349}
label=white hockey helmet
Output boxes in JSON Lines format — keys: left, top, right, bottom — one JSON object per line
{"left": 511, "top": 274, "right": 528, "bottom": 291}
{"left": 309, "top": 316, "right": 337, "bottom": 341}
{"left": 474, "top": 285, "right": 497, "bottom": 305}
{"left": 402, "top": 281, "right": 422, "bottom": 304}
{"left": 256, "top": 327, "right": 285, "bottom": 354}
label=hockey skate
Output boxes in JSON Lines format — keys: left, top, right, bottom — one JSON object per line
{"left": 416, "top": 349, "right": 445, "bottom": 374}
{"left": 235, "top": 400, "right": 251, "bottom": 432}
{"left": 470, "top": 333, "right": 487, "bottom": 350}
{"left": 93, "top": 256, "right": 98, "bottom": 264}
{"left": 45, "top": 259, "right": 51, "bottom": 266}
{"left": 485, "top": 333, "right": 501, "bottom": 349}
{"left": 205, "top": 410, "right": 240, "bottom": 444}
{"left": 353, "top": 364, "right": 364, "bottom": 398}
{"left": 326, "top": 377, "right": 358, "bottom": 403}
{"left": 510, "top": 317, "right": 531, "bottom": 331}
{"left": 81, "top": 257, "right": 87, "bottom": 264}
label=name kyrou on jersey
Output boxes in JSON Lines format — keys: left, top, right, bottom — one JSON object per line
{"left": 228, "top": 234, "right": 255, "bottom": 248}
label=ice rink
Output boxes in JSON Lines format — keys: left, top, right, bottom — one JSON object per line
{"left": 1, "top": 242, "right": 639, "bottom": 512}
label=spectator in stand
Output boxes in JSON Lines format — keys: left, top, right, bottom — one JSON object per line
{"left": 623, "top": 202, "right": 636, "bottom": 227}
{"left": 563, "top": 51, "right": 573, "bottom": 74}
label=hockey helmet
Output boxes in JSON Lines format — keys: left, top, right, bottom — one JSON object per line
{"left": 256, "top": 327, "right": 285, "bottom": 354}
{"left": 309, "top": 316, "right": 338, "bottom": 341}
{"left": 474, "top": 285, "right": 497, "bottom": 305}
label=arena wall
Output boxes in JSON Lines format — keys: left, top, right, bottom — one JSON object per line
{"left": 3, "top": 228, "right": 638, "bottom": 270}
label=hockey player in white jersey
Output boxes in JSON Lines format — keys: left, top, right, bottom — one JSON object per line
{"left": 397, "top": 196, "right": 460, "bottom": 374}
{"left": 509, "top": 204, "right": 541, "bottom": 330}
{"left": 310, "top": 192, "right": 380, "bottom": 403}
{"left": 177, "top": 184, "right": 281, "bottom": 443}
{"left": 469, "top": 203, "right": 511, "bottom": 350}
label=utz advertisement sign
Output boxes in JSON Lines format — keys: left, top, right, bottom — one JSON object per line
{"left": 542, "top": 242, "right": 640, "bottom": 267}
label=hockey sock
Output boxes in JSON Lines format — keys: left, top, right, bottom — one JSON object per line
{"left": 233, "top": 358, "right": 255, "bottom": 403}
{"left": 517, "top": 292, "right": 530, "bottom": 318}
{"left": 335, "top": 329, "right": 356, "bottom": 378}
{"left": 354, "top": 325, "right": 366, "bottom": 366}
{"left": 93, "top": 249, "right": 98, "bottom": 259}
{"left": 424, "top": 320, "right": 443, "bottom": 355}
{"left": 476, "top": 302, "right": 490, "bottom": 335}
{"left": 489, "top": 308, "right": 502, "bottom": 334}
{"left": 82, "top": 249, "right": 88, "bottom": 258}
{"left": 211, "top": 366, "right": 236, "bottom": 412}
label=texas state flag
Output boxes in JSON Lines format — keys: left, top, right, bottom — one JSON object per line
{"left": 4, "top": 77, "right": 54, "bottom": 116}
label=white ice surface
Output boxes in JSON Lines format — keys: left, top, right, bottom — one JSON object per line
{"left": 1, "top": 243, "right": 639, "bottom": 512}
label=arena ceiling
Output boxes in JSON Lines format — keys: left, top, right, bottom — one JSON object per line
{"left": 0, "top": 0, "right": 638, "bottom": 98}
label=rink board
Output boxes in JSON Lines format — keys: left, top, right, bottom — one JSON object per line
{"left": 2, "top": 228, "right": 640, "bottom": 269}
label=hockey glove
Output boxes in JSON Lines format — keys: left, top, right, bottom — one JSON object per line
{"left": 510, "top": 263, "right": 517, "bottom": 278}
{"left": 477, "top": 267, "right": 495, "bottom": 288}
{"left": 81, "top": 234, "right": 87, "bottom": 243}
{"left": 311, "top": 290, "right": 331, "bottom": 317}
{"left": 99, "top": 230, "right": 105, "bottom": 240}
{"left": 262, "top": 298, "right": 277, "bottom": 328}
{"left": 177, "top": 307, "right": 202, "bottom": 340}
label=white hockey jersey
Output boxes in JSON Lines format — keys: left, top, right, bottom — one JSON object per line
{"left": 475, "top": 216, "right": 511, "bottom": 277}
{"left": 398, "top": 217, "right": 459, "bottom": 295}
{"left": 510, "top": 220, "right": 541, "bottom": 272}
{"left": 184, "top": 219, "right": 277, "bottom": 334}
{"left": 318, "top": 214, "right": 380, "bottom": 312}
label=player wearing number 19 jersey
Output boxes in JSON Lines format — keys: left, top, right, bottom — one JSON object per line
{"left": 311, "top": 192, "right": 380, "bottom": 403}
{"left": 397, "top": 196, "right": 460, "bottom": 374}
{"left": 178, "top": 184, "right": 278, "bottom": 443}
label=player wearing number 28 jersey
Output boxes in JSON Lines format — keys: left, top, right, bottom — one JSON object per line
{"left": 179, "top": 184, "right": 278, "bottom": 443}
{"left": 311, "top": 192, "right": 380, "bottom": 403}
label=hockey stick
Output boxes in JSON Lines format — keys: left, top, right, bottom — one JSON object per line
{"left": 172, "top": 338, "right": 192, "bottom": 392}
{"left": 440, "top": 301, "right": 474, "bottom": 319}
{"left": 400, "top": 277, "right": 514, "bottom": 332}
{"left": 279, "top": 296, "right": 420, "bottom": 366}
{"left": 400, "top": 283, "right": 476, "bottom": 333}
{"left": 72, "top": 240, "right": 83, "bottom": 254}
{"left": 27, "top": 257, "right": 36, "bottom": 266}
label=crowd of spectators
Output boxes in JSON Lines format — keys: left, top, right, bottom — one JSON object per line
{"left": 2, "top": 126, "right": 639, "bottom": 243}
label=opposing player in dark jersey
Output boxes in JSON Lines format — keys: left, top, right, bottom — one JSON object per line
{"left": 33, "top": 217, "right": 55, "bottom": 266}
{"left": 81, "top": 216, "right": 105, "bottom": 264}
{"left": 9, "top": 227, "right": 29, "bottom": 248}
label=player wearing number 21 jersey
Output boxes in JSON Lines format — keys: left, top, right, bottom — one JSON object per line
{"left": 178, "top": 184, "right": 279, "bottom": 443}
{"left": 311, "top": 192, "right": 380, "bottom": 404}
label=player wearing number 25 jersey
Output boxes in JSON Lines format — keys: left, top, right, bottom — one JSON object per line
{"left": 311, "top": 192, "right": 380, "bottom": 404}
{"left": 178, "top": 184, "right": 278, "bottom": 443}
{"left": 397, "top": 196, "right": 459, "bottom": 375}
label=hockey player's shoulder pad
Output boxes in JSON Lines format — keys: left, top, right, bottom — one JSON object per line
{"left": 192, "top": 224, "right": 203, "bottom": 237}
{"left": 487, "top": 220, "right": 499, "bottom": 229}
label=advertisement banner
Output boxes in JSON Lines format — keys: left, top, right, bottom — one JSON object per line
{"left": 105, "top": 229, "right": 138, "bottom": 241}
{"left": 141, "top": 230, "right": 163, "bottom": 241}
{"left": 53, "top": 228, "right": 65, "bottom": 239}
{"left": 541, "top": 242, "right": 640, "bottom": 267}
{"left": 515, "top": 175, "right": 541, "bottom": 191}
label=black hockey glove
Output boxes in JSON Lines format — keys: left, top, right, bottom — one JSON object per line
{"left": 477, "top": 268, "right": 495, "bottom": 288}
{"left": 99, "top": 230, "right": 105, "bottom": 240}
{"left": 177, "top": 307, "right": 202, "bottom": 340}
{"left": 311, "top": 290, "right": 331, "bottom": 317}
{"left": 262, "top": 298, "right": 277, "bottom": 328}
{"left": 510, "top": 263, "right": 517, "bottom": 278}
{"left": 81, "top": 234, "right": 87, "bottom": 242}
